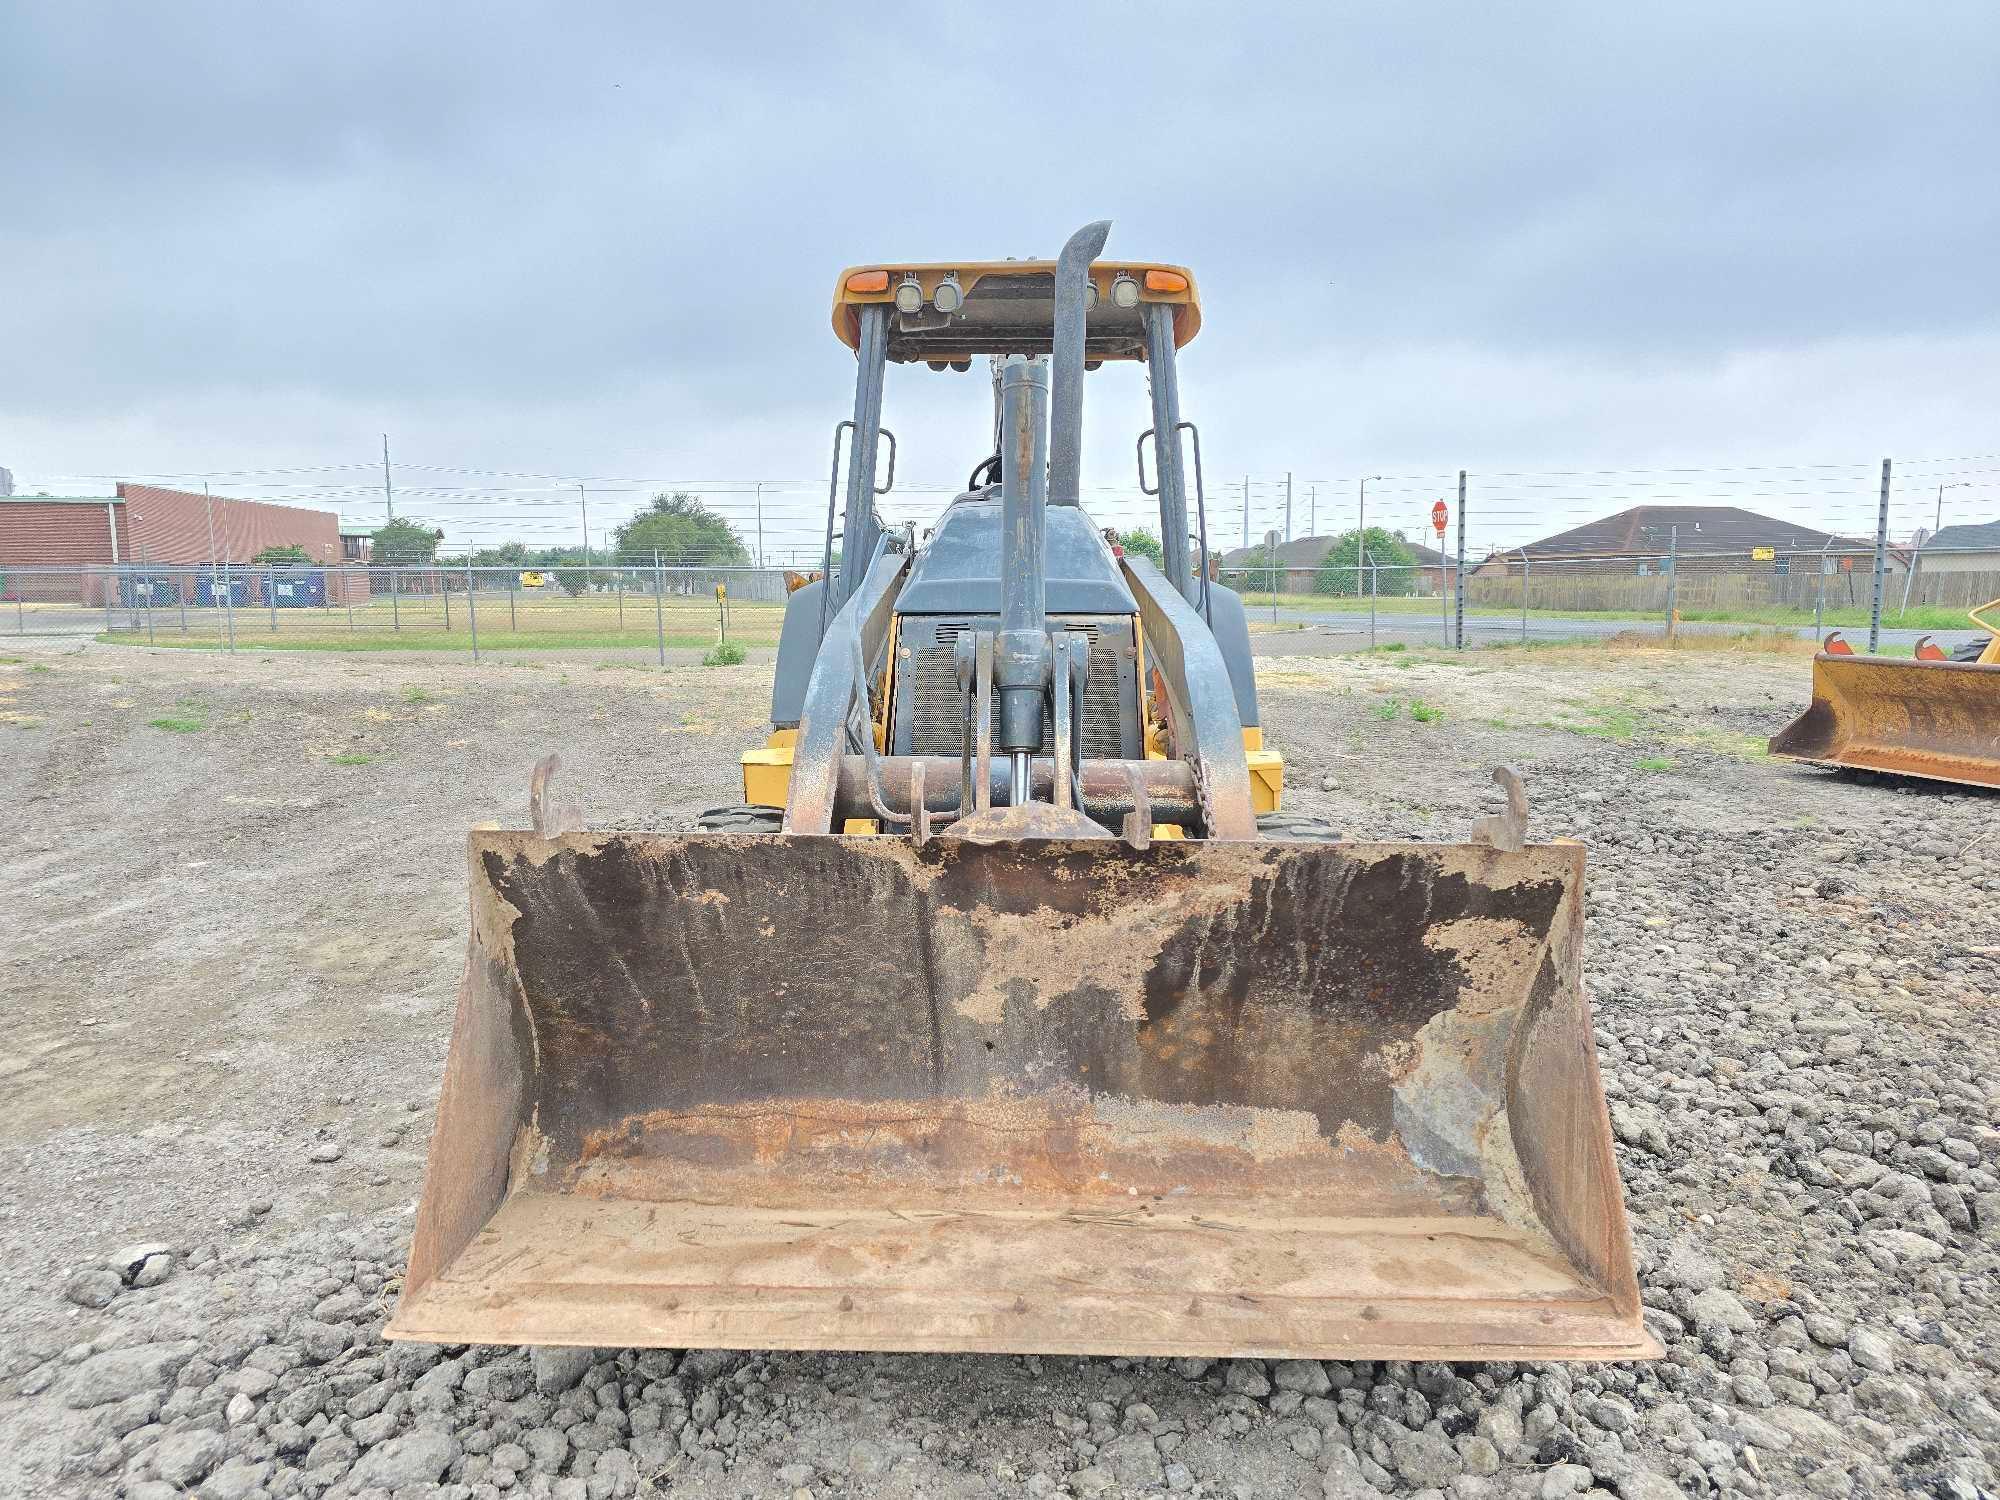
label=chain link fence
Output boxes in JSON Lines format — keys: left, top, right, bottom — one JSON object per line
{"left": 1218, "top": 553, "right": 2000, "bottom": 650}
{"left": 3, "top": 564, "right": 791, "bottom": 659}
{"left": 9, "top": 549, "right": 1993, "bottom": 658}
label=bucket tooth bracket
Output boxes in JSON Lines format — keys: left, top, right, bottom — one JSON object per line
{"left": 529, "top": 754, "right": 583, "bottom": 836}
{"left": 1470, "top": 766, "right": 1529, "bottom": 852}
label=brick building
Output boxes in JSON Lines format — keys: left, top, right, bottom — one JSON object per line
{"left": 0, "top": 484, "right": 366, "bottom": 604}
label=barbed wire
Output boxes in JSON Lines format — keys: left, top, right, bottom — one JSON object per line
{"left": 10, "top": 449, "right": 1994, "bottom": 563}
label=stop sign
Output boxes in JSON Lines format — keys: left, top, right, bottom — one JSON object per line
{"left": 1431, "top": 500, "right": 1448, "bottom": 535}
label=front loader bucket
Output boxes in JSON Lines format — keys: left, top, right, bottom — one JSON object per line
{"left": 387, "top": 832, "right": 1656, "bottom": 1362}
{"left": 1769, "top": 653, "right": 2000, "bottom": 789}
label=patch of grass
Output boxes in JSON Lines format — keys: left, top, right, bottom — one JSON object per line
{"left": 1364, "top": 643, "right": 1407, "bottom": 653}
{"left": 1373, "top": 698, "right": 1402, "bottom": 721}
{"left": 1409, "top": 700, "right": 1444, "bottom": 723}
{"left": 0, "top": 655, "right": 21, "bottom": 664}
{"left": 327, "top": 752, "right": 375, "bottom": 766}
{"left": 28, "top": 663, "right": 54, "bottom": 675}
{"left": 400, "top": 685, "right": 437, "bottom": 703}
{"left": 5, "top": 714, "right": 46, "bottom": 729}
{"left": 1635, "top": 755, "right": 1677, "bottom": 772}
{"left": 1672, "top": 725, "right": 1772, "bottom": 761}
{"left": 1565, "top": 706, "right": 1640, "bottom": 741}
{"left": 147, "top": 700, "right": 208, "bottom": 736}
{"left": 702, "top": 641, "right": 747, "bottom": 667}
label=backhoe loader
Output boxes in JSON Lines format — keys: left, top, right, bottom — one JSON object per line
{"left": 388, "top": 223, "right": 1654, "bottom": 1362}
{"left": 1769, "top": 601, "right": 2000, "bottom": 789}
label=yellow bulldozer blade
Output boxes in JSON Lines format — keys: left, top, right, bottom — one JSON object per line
{"left": 1769, "top": 653, "right": 2000, "bottom": 789}
{"left": 387, "top": 831, "right": 1655, "bottom": 1362}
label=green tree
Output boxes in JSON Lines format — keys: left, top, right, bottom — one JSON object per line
{"left": 1314, "top": 528, "right": 1420, "bottom": 597}
{"left": 373, "top": 518, "right": 443, "bottom": 565}
{"left": 1117, "top": 528, "right": 1164, "bottom": 566}
{"left": 252, "top": 543, "right": 311, "bottom": 565}
{"left": 612, "top": 492, "right": 748, "bottom": 566}
{"left": 469, "top": 541, "right": 531, "bottom": 569}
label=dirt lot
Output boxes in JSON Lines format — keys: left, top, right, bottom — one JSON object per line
{"left": 0, "top": 637, "right": 1994, "bottom": 1500}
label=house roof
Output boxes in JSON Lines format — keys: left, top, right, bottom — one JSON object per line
{"left": 1511, "top": 505, "right": 1855, "bottom": 559}
{"left": 1926, "top": 520, "right": 2000, "bottom": 552}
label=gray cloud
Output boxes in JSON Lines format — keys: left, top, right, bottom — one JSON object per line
{"left": 3, "top": 2, "right": 1996, "bottom": 551}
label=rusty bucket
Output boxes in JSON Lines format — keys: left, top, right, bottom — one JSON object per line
{"left": 386, "top": 831, "right": 1655, "bottom": 1362}
{"left": 1769, "top": 653, "right": 2000, "bottom": 790}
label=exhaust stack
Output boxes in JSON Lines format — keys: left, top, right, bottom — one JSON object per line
{"left": 1048, "top": 220, "right": 1108, "bottom": 507}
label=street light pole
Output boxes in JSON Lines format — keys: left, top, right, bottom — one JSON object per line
{"left": 578, "top": 484, "right": 591, "bottom": 567}
{"left": 1356, "top": 475, "right": 1382, "bottom": 592}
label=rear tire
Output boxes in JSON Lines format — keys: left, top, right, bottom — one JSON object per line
{"left": 695, "top": 804, "right": 784, "bottom": 834}
{"left": 1257, "top": 811, "right": 1345, "bottom": 842}
{"left": 1949, "top": 640, "right": 1989, "bottom": 663}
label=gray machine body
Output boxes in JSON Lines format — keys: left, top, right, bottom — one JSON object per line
{"left": 770, "top": 494, "right": 1259, "bottom": 735}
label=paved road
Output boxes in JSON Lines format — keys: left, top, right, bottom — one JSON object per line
{"left": 1258, "top": 607, "right": 1985, "bottom": 653}
{"left": 4, "top": 607, "right": 113, "bottom": 638}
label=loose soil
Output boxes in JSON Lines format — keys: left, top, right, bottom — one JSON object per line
{"left": 0, "top": 637, "right": 1993, "bottom": 1500}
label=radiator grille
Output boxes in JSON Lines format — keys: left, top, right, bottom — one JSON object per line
{"left": 903, "top": 618, "right": 1130, "bottom": 759}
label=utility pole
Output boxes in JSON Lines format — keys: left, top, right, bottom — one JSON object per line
{"left": 578, "top": 484, "right": 591, "bottom": 567}
{"left": 205, "top": 481, "right": 233, "bottom": 651}
{"left": 1242, "top": 475, "right": 1250, "bottom": 551}
{"left": 1907, "top": 480, "right": 1970, "bottom": 615}
{"left": 1867, "top": 457, "right": 1890, "bottom": 653}
{"left": 1283, "top": 472, "right": 1293, "bottom": 544}
{"left": 1357, "top": 475, "right": 1381, "bottom": 577}
{"left": 754, "top": 481, "right": 765, "bottom": 569}
{"left": 1666, "top": 525, "right": 1680, "bottom": 641}
{"left": 1454, "top": 469, "right": 1467, "bottom": 650}
{"left": 381, "top": 434, "right": 395, "bottom": 519}
{"left": 203, "top": 480, "right": 219, "bottom": 566}
{"left": 1308, "top": 485, "right": 1317, "bottom": 538}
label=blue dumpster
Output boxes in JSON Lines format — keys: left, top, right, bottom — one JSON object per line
{"left": 194, "top": 572, "right": 251, "bottom": 607}
{"left": 267, "top": 569, "right": 326, "bottom": 608}
{"left": 118, "top": 571, "right": 182, "bottom": 607}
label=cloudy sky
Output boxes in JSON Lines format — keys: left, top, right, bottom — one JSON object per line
{"left": 4, "top": 3, "right": 1996, "bottom": 558}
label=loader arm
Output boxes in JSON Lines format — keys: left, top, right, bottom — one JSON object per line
{"left": 1122, "top": 554, "right": 1256, "bottom": 838}
{"left": 785, "top": 545, "right": 909, "bottom": 835}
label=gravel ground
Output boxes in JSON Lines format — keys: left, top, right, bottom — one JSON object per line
{"left": 1, "top": 637, "right": 1995, "bottom": 1500}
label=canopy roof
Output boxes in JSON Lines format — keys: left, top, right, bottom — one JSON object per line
{"left": 831, "top": 260, "right": 1200, "bottom": 366}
